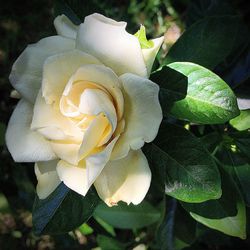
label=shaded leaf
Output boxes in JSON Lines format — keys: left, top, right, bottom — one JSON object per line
{"left": 164, "top": 16, "right": 246, "bottom": 70}
{"left": 152, "top": 122, "right": 221, "bottom": 203}
{"left": 97, "top": 235, "right": 125, "bottom": 250}
{"left": 94, "top": 201, "right": 161, "bottom": 229}
{"left": 234, "top": 164, "right": 250, "bottom": 207}
{"left": 33, "top": 183, "right": 99, "bottom": 235}
{"left": 150, "top": 66, "right": 188, "bottom": 114}
{"left": 182, "top": 169, "right": 246, "bottom": 239}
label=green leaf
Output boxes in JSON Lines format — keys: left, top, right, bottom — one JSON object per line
{"left": 230, "top": 109, "right": 250, "bottom": 131}
{"left": 186, "top": 0, "right": 235, "bottom": 27}
{"left": 97, "top": 235, "right": 125, "bottom": 250}
{"left": 78, "top": 223, "right": 94, "bottom": 235}
{"left": 150, "top": 66, "right": 188, "bottom": 114}
{"left": 182, "top": 169, "right": 246, "bottom": 239}
{"left": 94, "top": 201, "right": 161, "bottom": 229}
{"left": 94, "top": 216, "right": 116, "bottom": 236}
{"left": 168, "top": 62, "right": 239, "bottom": 124}
{"left": 163, "top": 16, "right": 245, "bottom": 70}
{"left": 234, "top": 164, "right": 250, "bottom": 207}
{"left": 32, "top": 183, "right": 99, "bottom": 235}
{"left": 134, "top": 25, "right": 154, "bottom": 49}
{"left": 152, "top": 122, "right": 221, "bottom": 203}
{"left": 174, "top": 204, "right": 197, "bottom": 245}
{"left": 200, "top": 132, "right": 222, "bottom": 154}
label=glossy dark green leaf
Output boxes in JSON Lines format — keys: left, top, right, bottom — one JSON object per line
{"left": 186, "top": 0, "right": 235, "bottom": 27}
{"left": 150, "top": 66, "right": 188, "bottom": 114}
{"left": 200, "top": 132, "right": 222, "bottom": 154}
{"left": 152, "top": 122, "right": 221, "bottom": 203}
{"left": 32, "top": 183, "right": 99, "bottom": 235}
{"left": 168, "top": 62, "right": 239, "bottom": 124}
{"left": 234, "top": 164, "right": 250, "bottom": 207}
{"left": 94, "top": 201, "right": 161, "bottom": 229}
{"left": 163, "top": 16, "right": 245, "bottom": 70}
{"left": 182, "top": 169, "right": 246, "bottom": 239}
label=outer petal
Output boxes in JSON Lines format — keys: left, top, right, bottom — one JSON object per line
{"left": 5, "top": 100, "right": 57, "bottom": 162}
{"left": 111, "top": 73, "right": 162, "bottom": 160}
{"left": 94, "top": 149, "right": 151, "bottom": 206}
{"left": 142, "top": 36, "right": 164, "bottom": 76}
{"left": 56, "top": 137, "right": 118, "bottom": 196}
{"left": 35, "top": 160, "right": 61, "bottom": 199}
{"left": 9, "top": 36, "right": 75, "bottom": 103}
{"left": 54, "top": 14, "right": 78, "bottom": 39}
{"left": 42, "top": 49, "right": 102, "bottom": 104}
{"left": 76, "top": 13, "right": 147, "bottom": 77}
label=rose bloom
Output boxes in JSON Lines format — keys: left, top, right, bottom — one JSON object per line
{"left": 6, "top": 14, "right": 163, "bottom": 206}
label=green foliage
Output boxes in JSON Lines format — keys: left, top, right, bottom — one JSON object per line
{"left": 152, "top": 122, "right": 221, "bottom": 203}
{"left": 234, "top": 164, "right": 250, "bottom": 207}
{"left": 168, "top": 62, "right": 239, "bottom": 124}
{"left": 150, "top": 66, "right": 188, "bottom": 114}
{"left": 96, "top": 235, "right": 125, "bottom": 250}
{"left": 1, "top": 0, "right": 250, "bottom": 248}
{"left": 230, "top": 110, "right": 250, "bottom": 131}
{"left": 164, "top": 16, "right": 247, "bottom": 70}
{"left": 94, "top": 201, "right": 161, "bottom": 229}
{"left": 32, "top": 183, "right": 99, "bottom": 235}
{"left": 182, "top": 169, "right": 246, "bottom": 239}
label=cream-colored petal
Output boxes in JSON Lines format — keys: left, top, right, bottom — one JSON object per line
{"left": 142, "top": 36, "right": 164, "bottom": 76}
{"left": 76, "top": 13, "right": 147, "bottom": 77}
{"left": 50, "top": 141, "right": 80, "bottom": 165}
{"left": 111, "top": 73, "right": 162, "bottom": 160}
{"left": 79, "top": 88, "right": 117, "bottom": 133}
{"left": 57, "top": 136, "right": 118, "bottom": 196}
{"left": 35, "top": 160, "right": 61, "bottom": 199}
{"left": 9, "top": 36, "right": 75, "bottom": 103}
{"left": 5, "top": 100, "right": 57, "bottom": 162}
{"left": 31, "top": 90, "right": 83, "bottom": 141}
{"left": 54, "top": 14, "right": 78, "bottom": 39}
{"left": 42, "top": 49, "right": 102, "bottom": 104}
{"left": 78, "top": 114, "right": 109, "bottom": 160}
{"left": 66, "top": 64, "right": 124, "bottom": 120}
{"left": 94, "top": 149, "right": 151, "bottom": 206}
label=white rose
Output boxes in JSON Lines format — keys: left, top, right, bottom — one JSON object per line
{"left": 6, "top": 13, "right": 163, "bottom": 206}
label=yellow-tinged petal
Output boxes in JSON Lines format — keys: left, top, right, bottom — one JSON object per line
{"left": 35, "top": 160, "right": 61, "bottom": 199}
{"left": 67, "top": 64, "right": 124, "bottom": 120}
{"left": 78, "top": 114, "right": 109, "bottom": 160}
{"left": 54, "top": 14, "right": 78, "bottom": 39}
{"left": 111, "top": 73, "right": 162, "bottom": 160}
{"left": 94, "top": 149, "right": 151, "bottom": 206}
{"left": 57, "top": 136, "right": 118, "bottom": 196}
{"left": 76, "top": 13, "right": 147, "bottom": 77}
{"left": 5, "top": 100, "right": 57, "bottom": 162}
{"left": 79, "top": 88, "right": 117, "bottom": 134}
{"left": 42, "top": 49, "right": 102, "bottom": 104}
{"left": 9, "top": 36, "right": 75, "bottom": 103}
